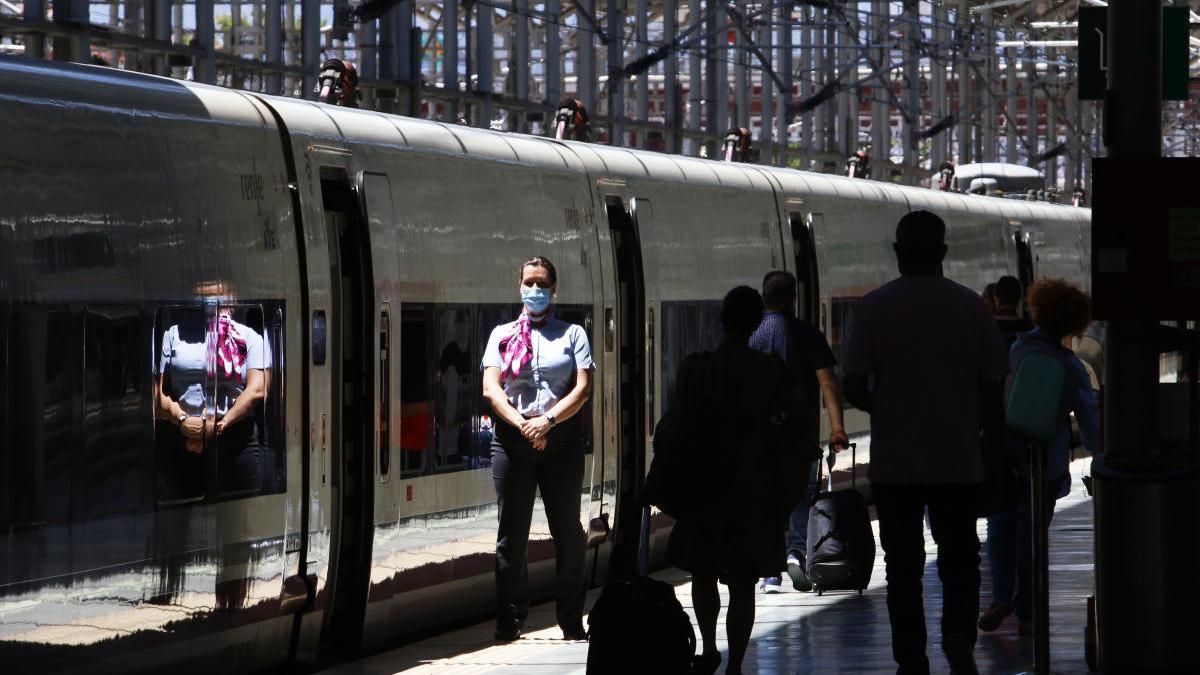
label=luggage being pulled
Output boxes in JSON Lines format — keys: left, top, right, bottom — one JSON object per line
{"left": 587, "top": 507, "right": 696, "bottom": 674}
{"left": 805, "top": 444, "right": 875, "bottom": 596}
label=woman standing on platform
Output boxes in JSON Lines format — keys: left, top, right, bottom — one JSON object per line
{"left": 482, "top": 256, "right": 594, "bottom": 642}
{"left": 979, "top": 278, "right": 1100, "bottom": 635}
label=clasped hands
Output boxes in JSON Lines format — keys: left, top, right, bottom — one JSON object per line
{"left": 520, "top": 415, "right": 553, "bottom": 451}
{"left": 178, "top": 414, "right": 232, "bottom": 454}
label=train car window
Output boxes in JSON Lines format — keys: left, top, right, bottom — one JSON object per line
{"left": 379, "top": 305, "right": 391, "bottom": 480}
{"left": 433, "top": 307, "right": 476, "bottom": 473}
{"left": 828, "top": 296, "right": 861, "bottom": 383}
{"left": 400, "top": 306, "right": 430, "bottom": 477}
{"left": 154, "top": 302, "right": 287, "bottom": 505}
{"left": 154, "top": 306, "right": 209, "bottom": 505}
{"left": 8, "top": 305, "right": 77, "bottom": 526}
{"left": 659, "top": 300, "right": 723, "bottom": 414}
{"left": 0, "top": 304, "right": 7, "bottom": 528}
{"left": 84, "top": 306, "right": 148, "bottom": 517}
{"left": 553, "top": 305, "right": 595, "bottom": 456}
{"left": 213, "top": 303, "right": 284, "bottom": 500}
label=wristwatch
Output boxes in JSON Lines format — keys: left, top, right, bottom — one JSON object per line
{"left": 544, "top": 411, "right": 557, "bottom": 427}
{"left": 177, "top": 412, "right": 189, "bottom": 425}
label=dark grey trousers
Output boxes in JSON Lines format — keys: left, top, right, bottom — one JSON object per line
{"left": 492, "top": 421, "right": 587, "bottom": 631}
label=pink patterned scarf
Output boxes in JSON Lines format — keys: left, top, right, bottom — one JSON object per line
{"left": 498, "top": 313, "right": 533, "bottom": 383}
{"left": 210, "top": 315, "right": 248, "bottom": 383}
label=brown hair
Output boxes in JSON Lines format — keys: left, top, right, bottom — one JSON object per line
{"left": 1027, "top": 278, "right": 1091, "bottom": 337}
{"left": 520, "top": 256, "right": 558, "bottom": 285}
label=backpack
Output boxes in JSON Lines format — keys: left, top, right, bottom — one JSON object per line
{"left": 586, "top": 572, "right": 696, "bottom": 674}
{"left": 643, "top": 353, "right": 719, "bottom": 519}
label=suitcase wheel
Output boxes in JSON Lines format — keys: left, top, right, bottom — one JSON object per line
{"left": 857, "top": 589, "right": 863, "bottom": 596}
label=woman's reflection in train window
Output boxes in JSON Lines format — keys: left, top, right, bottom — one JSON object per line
{"left": 212, "top": 303, "right": 272, "bottom": 499}
{"left": 155, "top": 305, "right": 208, "bottom": 504}
{"left": 434, "top": 308, "right": 472, "bottom": 472}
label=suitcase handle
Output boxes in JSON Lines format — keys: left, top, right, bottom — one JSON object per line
{"left": 818, "top": 442, "right": 858, "bottom": 493}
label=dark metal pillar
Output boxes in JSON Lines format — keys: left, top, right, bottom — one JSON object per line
{"left": 776, "top": 0, "right": 792, "bottom": 164}
{"left": 23, "top": 0, "right": 45, "bottom": 60}
{"left": 930, "top": 1, "right": 947, "bottom": 169}
{"left": 300, "top": 0, "right": 319, "bottom": 97}
{"left": 545, "top": 0, "right": 562, "bottom": 110}
{"left": 395, "top": 1, "right": 416, "bottom": 117}
{"left": 685, "top": 0, "right": 701, "bottom": 156}
{"left": 265, "top": 0, "right": 283, "bottom": 94}
{"left": 578, "top": 0, "right": 597, "bottom": 115}
{"left": 758, "top": 8, "right": 773, "bottom": 163}
{"left": 607, "top": 0, "right": 624, "bottom": 145}
{"left": 635, "top": 0, "right": 649, "bottom": 147}
{"left": 51, "top": 0, "right": 89, "bottom": 63}
{"left": 663, "top": 0, "right": 679, "bottom": 153}
{"left": 1093, "top": 2, "right": 1200, "bottom": 673}
{"left": 476, "top": 1, "right": 494, "bottom": 126}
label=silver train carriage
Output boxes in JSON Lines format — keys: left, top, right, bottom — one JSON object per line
{"left": 0, "top": 57, "right": 1091, "bottom": 673}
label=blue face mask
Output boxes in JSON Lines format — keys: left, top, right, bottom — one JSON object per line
{"left": 521, "top": 286, "right": 552, "bottom": 314}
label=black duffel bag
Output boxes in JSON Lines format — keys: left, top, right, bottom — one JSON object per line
{"left": 587, "top": 506, "right": 696, "bottom": 674}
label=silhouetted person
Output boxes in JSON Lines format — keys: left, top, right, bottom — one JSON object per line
{"left": 842, "top": 211, "right": 1008, "bottom": 675}
{"left": 979, "top": 279, "right": 1099, "bottom": 635}
{"left": 752, "top": 270, "right": 847, "bottom": 595}
{"left": 993, "top": 275, "right": 1032, "bottom": 349}
{"left": 981, "top": 283, "right": 998, "bottom": 315}
{"left": 666, "top": 286, "right": 806, "bottom": 675}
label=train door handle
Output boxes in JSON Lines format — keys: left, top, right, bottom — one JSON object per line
{"left": 279, "top": 573, "right": 317, "bottom": 615}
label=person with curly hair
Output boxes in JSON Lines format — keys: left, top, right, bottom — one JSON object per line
{"left": 978, "top": 278, "right": 1100, "bottom": 636}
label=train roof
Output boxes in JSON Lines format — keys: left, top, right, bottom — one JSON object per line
{"left": 0, "top": 56, "right": 1089, "bottom": 228}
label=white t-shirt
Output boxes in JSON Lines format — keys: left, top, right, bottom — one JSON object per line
{"left": 481, "top": 315, "right": 593, "bottom": 416}
{"left": 159, "top": 317, "right": 269, "bottom": 416}
{"left": 842, "top": 276, "right": 1009, "bottom": 485}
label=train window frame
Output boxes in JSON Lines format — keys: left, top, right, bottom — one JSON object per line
{"left": 379, "top": 304, "right": 391, "bottom": 482}
{"left": 6, "top": 304, "right": 79, "bottom": 526}
{"left": 153, "top": 304, "right": 208, "bottom": 507}
{"left": 152, "top": 301, "right": 286, "bottom": 507}
{"left": 83, "top": 304, "right": 148, "bottom": 518}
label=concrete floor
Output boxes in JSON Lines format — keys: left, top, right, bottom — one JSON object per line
{"left": 320, "top": 458, "right": 1096, "bottom": 674}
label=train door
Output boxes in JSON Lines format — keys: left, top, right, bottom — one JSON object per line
{"left": 317, "top": 168, "right": 376, "bottom": 658}
{"left": 604, "top": 195, "right": 646, "bottom": 578}
{"left": 789, "top": 212, "right": 820, "bottom": 322}
{"left": 1016, "top": 231, "right": 1037, "bottom": 297}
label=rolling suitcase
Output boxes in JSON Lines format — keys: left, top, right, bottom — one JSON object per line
{"left": 586, "top": 506, "right": 696, "bottom": 673}
{"left": 805, "top": 443, "right": 875, "bottom": 596}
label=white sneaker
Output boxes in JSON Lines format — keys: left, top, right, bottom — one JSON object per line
{"left": 759, "top": 576, "right": 783, "bottom": 594}
{"left": 786, "top": 554, "right": 801, "bottom": 567}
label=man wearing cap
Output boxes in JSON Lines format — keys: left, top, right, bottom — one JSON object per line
{"left": 841, "top": 211, "right": 1009, "bottom": 675}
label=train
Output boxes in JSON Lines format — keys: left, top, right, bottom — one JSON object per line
{"left": 0, "top": 56, "right": 1090, "bottom": 673}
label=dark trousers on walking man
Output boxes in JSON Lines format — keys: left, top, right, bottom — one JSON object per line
{"left": 873, "top": 483, "right": 981, "bottom": 674}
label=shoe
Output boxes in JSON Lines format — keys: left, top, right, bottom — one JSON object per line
{"left": 1017, "top": 619, "right": 1034, "bottom": 636}
{"left": 689, "top": 650, "right": 721, "bottom": 675}
{"left": 945, "top": 653, "right": 979, "bottom": 675}
{"left": 943, "top": 633, "right": 977, "bottom": 675}
{"left": 494, "top": 623, "right": 521, "bottom": 641}
{"left": 561, "top": 625, "right": 588, "bottom": 641}
{"left": 977, "top": 601, "right": 1013, "bottom": 632}
{"left": 759, "top": 576, "right": 783, "bottom": 594}
{"left": 786, "top": 554, "right": 812, "bottom": 592}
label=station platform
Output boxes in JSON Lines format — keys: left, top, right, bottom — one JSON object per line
{"left": 321, "top": 456, "right": 1095, "bottom": 675}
